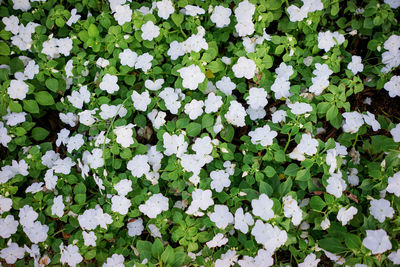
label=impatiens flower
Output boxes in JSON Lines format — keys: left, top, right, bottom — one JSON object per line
{"left": 232, "top": 56, "right": 256, "bottom": 79}
{"left": 326, "top": 172, "right": 346, "bottom": 198}
{"left": 209, "top": 204, "right": 234, "bottom": 229}
{"left": 114, "top": 5, "right": 132, "bottom": 26}
{"left": 362, "top": 229, "right": 392, "bottom": 255}
{"left": 103, "top": 254, "right": 125, "bottom": 267}
{"left": 51, "top": 195, "right": 65, "bottom": 217}
{"left": 384, "top": 76, "right": 400, "bottom": 98}
{"left": 0, "top": 242, "right": 25, "bottom": 264}
{"left": 111, "top": 195, "right": 131, "bottom": 215}
{"left": 283, "top": 195, "right": 302, "bottom": 226}
{"left": 127, "top": 155, "right": 150, "bottom": 178}
{"left": 288, "top": 102, "right": 312, "bottom": 115}
{"left": 389, "top": 249, "right": 400, "bottom": 264}
{"left": 342, "top": 111, "right": 364, "bottom": 133}
{"left": 177, "top": 64, "right": 205, "bottom": 90}
{"left": 135, "top": 53, "right": 153, "bottom": 72}
{"left": 127, "top": 218, "right": 144, "bottom": 237}
{"left": 216, "top": 76, "right": 236, "bottom": 95}
{"left": 184, "top": 99, "right": 204, "bottom": 120}
{"left": 156, "top": 0, "right": 174, "bottom": 20}
{"left": 206, "top": 233, "right": 228, "bottom": 248}
{"left": 119, "top": 49, "right": 138, "bottom": 67}
{"left": 113, "top": 124, "right": 135, "bottom": 148}
{"left": 248, "top": 125, "right": 277, "bottom": 147}
{"left": 210, "top": 170, "right": 231, "bottom": 192}
{"left": 234, "top": 0, "right": 255, "bottom": 37}
{"left": 141, "top": 21, "right": 160, "bottom": 41}
{"left": 251, "top": 220, "right": 287, "bottom": 252}
{"left": 59, "top": 244, "right": 83, "bottom": 267}
{"left": 246, "top": 87, "right": 268, "bottom": 109}
{"left": 318, "top": 31, "right": 345, "bottom": 52}
{"left": 211, "top": 5, "right": 231, "bottom": 28}
{"left": 298, "top": 253, "right": 320, "bottom": 267}
{"left": 252, "top": 194, "right": 274, "bottom": 221}
{"left": 99, "top": 74, "right": 119, "bottom": 94}
{"left": 139, "top": 193, "right": 169, "bottom": 218}
{"left": 234, "top": 207, "right": 254, "bottom": 234}
{"left": 347, "top": 55, "right": 364, "bottom": 75}
{"left": 225, "top": 100, "right": 246, "bottom": 127}
{"left": 369, "top": 198, "right": 394, "bottom": 223}
{"left": 391, "top": 124, "right": 400, "bottom": 142}
{"left": 204, "top": 92, "right": 223, "bottom": 113}
{"left": 7, "top": 79, "right": 29, "bottom": 100}
{"left": 337, "top": 206, "right": 357, "bottom": 225}
{"left": 0, "top": 215, "right": 18, "bottom": 238}
{"left": 131, "top": 90, "right": 151, "bottom": 111}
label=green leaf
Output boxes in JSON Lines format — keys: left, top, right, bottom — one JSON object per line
{"left": 186, "top": 122, "right": 201, "bottom": 137}
{"left": 220, "top": 124, "right": 234, "bottom": 142}
{"left": 31, "top": 127, "right": 49, "bottom": 141}
{"left": 326, "top": 106, "right": 338, "bottom": 121}
{"left": 9, "top": 101, "right": 22, "bottom": 112}
{"left": 207, "top": 60, "right": 224, "bottom": 73}
{"left": 152, "top": 239, "right": 164, "bottom": 259}
{"left": 284, "top": 163, "right": 298, "bottom": 176}
{"left": 74, "top": 193, "right": 86, "bottom": 204}
{"left": 74, "top": 183, "right": 86, "bottom": 194}
{"left": 259, "top": 181, "right": 273, "bottom": 196}
{"left": 161, "top": 245, "right": 175, "bottom": 264}
{"left": 137, "top": 240, "right": 152, "bottom": 260}
{"left": 23, "top": 99, "right": 39, "bottom": 114}
{"left": 371, "top": 135, "right": 397, "bottom": 154}
{"left": 263, "top": 166, "right": 276, "bottom": 177}
{"left": 0, "top": 41, "right": 10, "bottom": 55}
{"left": 344, "top": 234, "right": 361, "bottom": 250}
{"left": 319, "top": 238, "right": 346, "bottom": 253}
{"left": 35, "top": 91, "right": 55, "bottom": 106}
{"left": 88, "top": 24, "right": 99, "bottom": 38}
{"left": 201, "top": 114, "right": 214, "bottom": 129}
{"left": 295, "top": 169, "right": 310, "bottom": 182}
{"left": 45, "top": 78, "right": 59, "bottom": 92}
{"left": 171, "top": 13, "right": 184, "bottom": 26}
{"left": 310, "top": 196, "right": 326, "bottom": 211}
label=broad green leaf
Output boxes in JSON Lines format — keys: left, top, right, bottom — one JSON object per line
{"left": 45, "top": 78, "right": 59, "bottom": 92}
{"left": 186, "top": 122, "right": 201, "bottom": 137}
{"left": 35, "top": 91, "right": 55, "bottom": 106}
{"left": 0, "top": 41, "right": 10, "bottom": 55}
{"left": 310, "top": 196, "right": 326, "bottom": 211}
{"left": 23, "top": 99, "right": 39, "bottom": 114}
{"left": 31, "top": 127, "right": 49, "bottom": 141}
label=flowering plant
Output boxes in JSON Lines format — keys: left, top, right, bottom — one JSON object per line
{"left": 0, "top": 0, "right": 400, "bottom": 266}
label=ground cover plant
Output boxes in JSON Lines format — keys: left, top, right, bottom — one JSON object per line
{"left": 0, "top": 0, "right": 400, "bottom": 266}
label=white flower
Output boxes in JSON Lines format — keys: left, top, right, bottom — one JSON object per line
{"left": 326, "top": 172, "right": 346, "bottom": 198}
{"left": 387, "top": 171, "right": 400, "bottom": 197}
{"left": 7, "top": 79, "right": 29, "bottom": 100}
{"left": 131, "top": 90, "right": 151, "bottom": 111}
{"left": 0, "top": 215, "right": 18, "bottom": 238}
{"left": 321, "top": 217, "right": 331, "bottom": 230}
{"left": 51, "top": 195, "right": 65, "bottom": 217}
{"left": 127, "top": 218, "right": 144, "bottom": 237}
{"left": 141, "top": 21, "right": 160, "bottom": 41}
{"left": 83, "top": 231, "right": 97, "bottom": 247}
{"left": 66, "top": 134, "right": 84, "bottom": 153}
{"left": 139, "top": 193, "right": 169, "bottom": 218}
{"left": 0, "top": 122, "right": 11, "bottom": 147}
{"left": 272, "top": 110, "right": 287, "bottom": 123}
{"left": 113, "top": 124, "right": 135, "bottom": 148}
{"left": 192, "top": 136, "right": 213, "bottom": 155}
{"left": 225, "top": 100, "right": 246, "bottom": 127}
{"left": 181, "top": 5, "right": 205, "bottom": 16}
{"left": 111, "top": 195, "right": 131, "bottom": 215}
{"left": 298, "top": 253, "right": 320, "bottom": 267}
{"left": 12, "top": 0, "right": 30, "bottom": 11}
{"left": 381, "top": 35, "right": 400, "bottom": 72}
{"left": 362, "top": 229, "right": 392, "bottom": 255}
{"left": 0, "top": 242, "right": 25, "bottom": 264}
{"left": 210, "top": 170, "right": 231, "bottom": 192}
{"left": 66, "top": 8, "right": 81, "bottom": 26}
{"left": 318, "top": 31, "right": 345, "bottom": 52}
{"left": 184, "top": 99, "right": 204, "bottom": 120}
{"left": 348, "top": 55, "right": 364, "bottom": 75}
{"left": 156, "top": 0, "right": 174, "bottom": 20}
{"left": 209, "top": 204, "right": 234, "bottom": 229}
{"left": 205, "top": 92, "right": 223, "bottom": 113}
{"left": 103, "top": 254, "right": 125, "bottom": 267}
{"left": 384, "top": 76, "right": 400, "bottom": 98}
{"left": 178, "top": 64, "right": 205, "bottom": 90}
{"left": 252, "top": 194, "right": 274, "bottom": 221}
{"left": 211, "top": 5, "right": 231, "bottom": 28}
{"left": 135, "top": 53, "right": 153, "bottom": 72}
{"left": 216, "top": 76, "right": 236, "bottom": 95}
{"left": 248, "top": 125, "right": 277, "bottom": 147}
{"left": 162, "top": 132, "right": 187, "bottom": 157}
{"left": 119, "top": 49, "right": 137, "bottom": 67}
{"left": 99, "top": 74, "right": 119, "bottom": 94}
{"left": 288, "top": 102, "right": 312, "bottom": 115}
{"left": 56, "top": 129, "right": 70, "bottom": 147}
{"left": 232, "top": 57, "right": 256, "bottom": 79}
{"left": 389, "top": 249, "right": 400, "bottom": 264}
{"left": 337, "top": 206, "right": 357, "bottom": 225}
{"left": 114, "top": 5, "right": 132, "bottom": 26}
{"left": 391, "top": 124, "right": 400, "bottom": 142}
{"left": 2, "top": 15, "right": 20, "bottom": 35}
{"left": 186, "top": 188, "right": 214, "bottom": 216}
{"left": 234, "top": 0, "right": 255, "bottom": 37}
{"left": 369, "top": 198, "right": 394, "bottom": 223}
{"left": 246, "top": 87, "right": 268, "bottom": 109}
{"left": 385, "top": 0, "right": 400, "bottom": 8}
{"left": 0, "top": 196, "right": 12, "bottom": 214}
{"left": 234, "top": 207, "right": 254, "bottom": 234}
{"left": 145, "top": 78, "right": 164, "bottom": 91}
{"left": 251, "top": 220, "right": 287, "bottom": 252}
{"left": 342, "top": 111, "right": 364, "bottom": 133}
{"left": 2, "top": 111, "right": 26, "bottom": 126}
{"left": 96, "top": 57, "right": 110, "bottom": 68}
{"left": 363, "top": 111, "right": 380, "bottom": 131}
{"left": 23, "top": 221, "right": 49, "bottom": 243}
{"left": 283, "top": 195, "right": 303, "bottom": 226}
{"left": 206, "top": 233, "right": 228, "bottom": 248}
{"left": 114, "top": 179, "right": 132, "bottom": 196}
{"left": 127, "top": 155, "right": 150, "bottom": 178}
{"left": 59, "top": 244, "right": 83, "bottom": 267}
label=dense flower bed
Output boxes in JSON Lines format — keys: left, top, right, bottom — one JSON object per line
{"left": 0, "top": 0, "right": 400, "bottom": 266}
